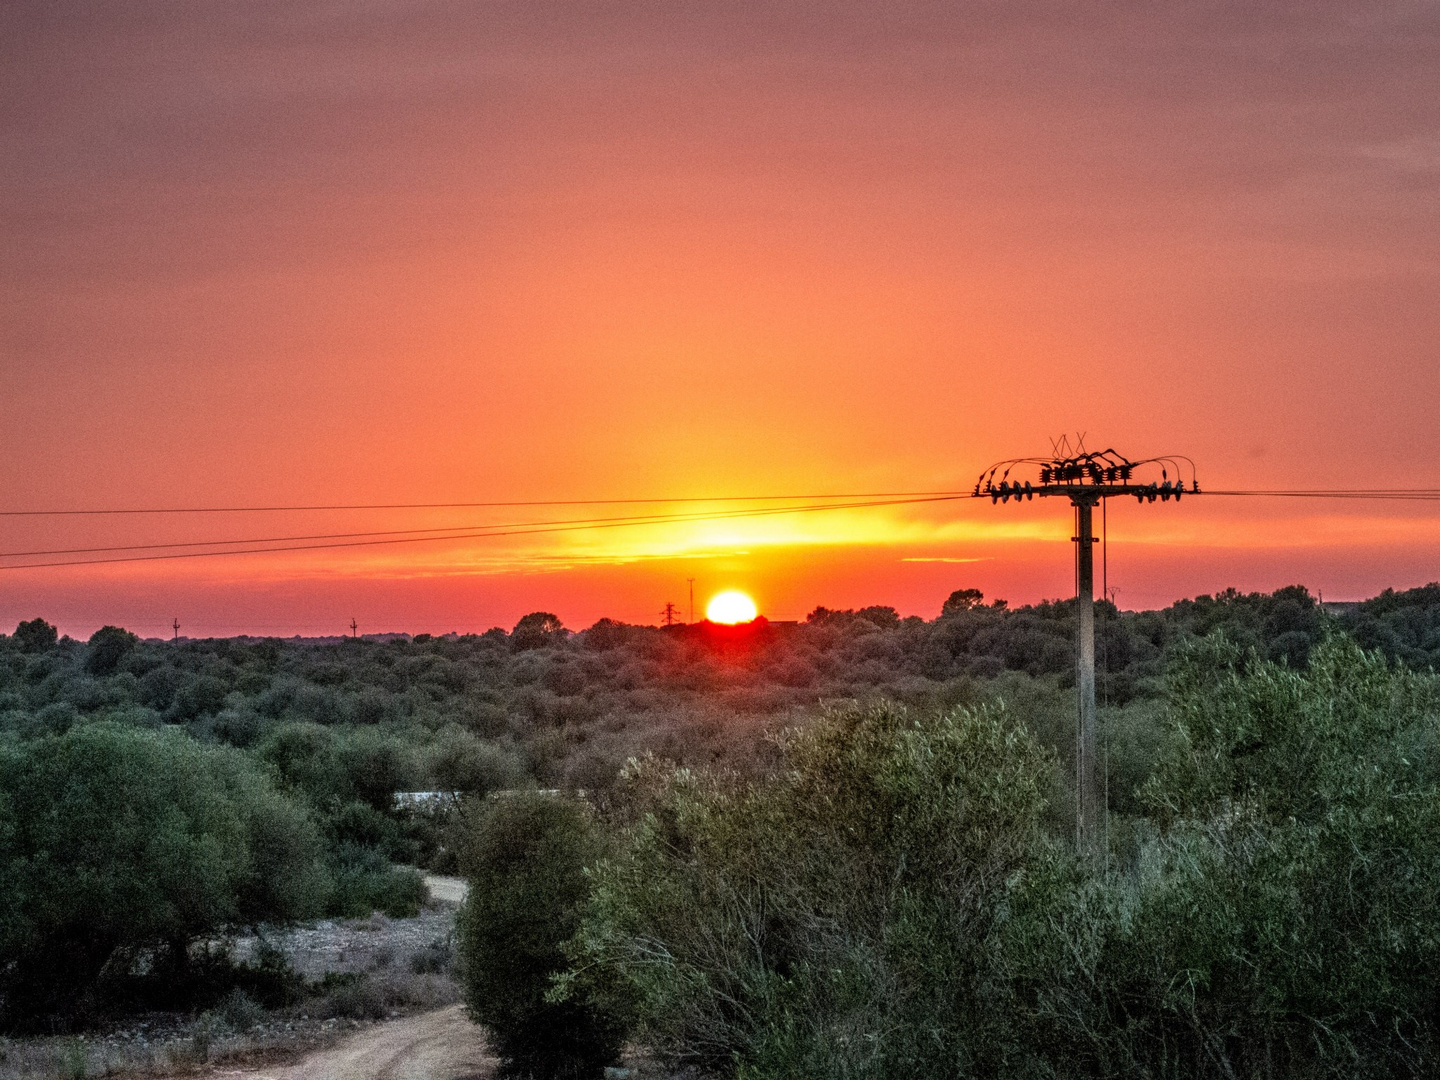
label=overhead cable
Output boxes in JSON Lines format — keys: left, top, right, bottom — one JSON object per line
{"left": 0, "top": 491, "right": 971, "bottom": 517}
{"left": 0, "top": 494, "right": 969, "bottom": 571}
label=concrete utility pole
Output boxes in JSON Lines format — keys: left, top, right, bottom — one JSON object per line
{"left": 977, "top": 443, "right": 1198, "bottom": 857}
{"left": 687, "top": 578, "right": 696, "bottom": 624}
{"left": 1073, "top": 495, "right": 1099, "bottom": 849}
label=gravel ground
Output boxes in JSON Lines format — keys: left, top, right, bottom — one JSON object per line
{"left": 232, "top": 875, "right": 466, "bottom": 980}
{"left": 232, "top": 908, "right": 457, "bottom": 981}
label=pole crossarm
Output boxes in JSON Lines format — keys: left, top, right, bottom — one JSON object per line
{"left": 974, "top": 449, "right": 1200, "bottom": 504}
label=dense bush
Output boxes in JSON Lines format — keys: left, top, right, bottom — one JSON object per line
{"left": 328, "top": 842, "right": 425, "bottom": 918}
{"left": 0, "top": 723, "right": 329, "bottom": 1027}
{"left": 572, "top": 702, "right": 1054, "bottom": 1077}
{"left": 1024, "top": 635, "right": 1440, "bottom": 1078}
{"left": 457, "top": 792, "right": 627, "bottom": 1079}
{"left": 11, "top": 617, "right": 57, "bottom": 652}
{"left": 85, "top": 625, "right": 139, "bottom": 676}
{"left": 1343, "top": 582, "right": 1440, "bottom": 671}
{"left": 574, "top": 640, "right": 1440, "bottom": 1078}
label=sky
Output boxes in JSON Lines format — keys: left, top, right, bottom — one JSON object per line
{"left": 3, "top": 1, "right": 1439, "bottom": 637}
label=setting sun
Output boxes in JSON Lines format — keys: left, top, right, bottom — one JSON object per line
{"left": 706, "top": 590, "right": 759, "bottom": 624}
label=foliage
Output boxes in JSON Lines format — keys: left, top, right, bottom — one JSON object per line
{"left": 574, "top": 702, "right": 1055, "bottom": 1077}
{"left": 1095, "top": 635, "right": 1440, "bottom": 1077}
{"left": 513, "top": 611, "right": 567, "bottom": 651}
{"left": 1342, "top": 582, "right": 1440, "bottom": 671}
{"left": 216, "top": 987, "right": 266, "bottom": 1031}
{"left": 457, "top": 792, "right": 627, "bottom": 1079}
{"left": 0, "top": 584, "right": 1363, "bottom": 812}
{"left": 11, "top": 618, "right": 58, "bottom": 653}
{"left": 2, "top": 583, "right": 1437, "bottom": 1040}
{"left": 0, "top": 723, "right": 328, "bottom": 1028}
{"left": 328, "top": 842, "right": 425, "bottom": 918}
{"left": 85, "top": 625, "right": 139, "bottom": 676}
{"left": 575, "top": 642, "right": 1440, "bottom": 1078}
{"left": 941, "top": 586, "right": 986, "bottom": 614}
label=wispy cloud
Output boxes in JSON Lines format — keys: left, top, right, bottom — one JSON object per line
{"left": 1358, "top": 137, "right": 1440, "bottom": 172}
{"left": 900, "top": 556, "right": 990, "bottom": 564}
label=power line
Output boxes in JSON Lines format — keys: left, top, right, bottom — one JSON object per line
{"left": 3, "top": 486, "right": 1437, "bottom": 526}
{"left": 1205, "top": 490, "right": 1440, "bottom": 499}
{"left": 0, "top": 494, "right": 969, "bottom": 571}
{"left": 6, "top": 484, "right": 1440, "bottom": 573}
{"left": 1, "top": 503, "right": 881, "bottom": 560}
{"left": 0, "top": 497, "right": 969, "bottom": 562}
{"left": 0, "top": 523, "right": 544, "bottom": 560}
{"left": 0, "top": 490, "right": 971, "bottom": 518}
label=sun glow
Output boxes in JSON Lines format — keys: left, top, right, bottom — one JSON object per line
{"left": 706, "top": 589, "right": 758, "bottom": 624}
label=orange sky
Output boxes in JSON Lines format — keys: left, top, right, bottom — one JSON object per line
{"left": 3, "top": 2, "right": 1439, "bottom": 637}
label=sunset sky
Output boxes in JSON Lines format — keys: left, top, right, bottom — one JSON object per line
{"left": 4, "top": 1, "right": 1439, "bottom": 637}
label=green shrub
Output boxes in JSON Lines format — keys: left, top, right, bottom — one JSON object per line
{"left": 425, "top": 725, "right": 524, "bottom": 794}
{"left": 236, "top": 939, "right": 306, "bottom": 1008}
{"left": 327, "top": 843, "right": 424, "bottom": 918}
{"left": 457, "top": 792, "right": 627, "bottom": 1080}
{"left": 11, "top": 618, "right": 57, "bottom": 653}
{"left": 575, "top": 701, "right": 1054, "bottom": 1078}
{"left": 216, "top": 987, "right": 265, "bottom": 1031}
{"left": 85, "top": 625, "right": 138, "bottom": 676}
{"left": 1048, "top": 635, "right": 1440, "bottom": 1078}
{"left": 54, "top": 1038, "right": 87, "bottom": 1080}
{"left": 0, "top": 724, "right": 329, "bottom": 1028}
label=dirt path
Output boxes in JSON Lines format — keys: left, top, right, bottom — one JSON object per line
{"left": 220, "top": 1005, "right": 492, "bottom": 1080}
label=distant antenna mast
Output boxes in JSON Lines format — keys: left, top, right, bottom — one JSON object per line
{"left": 659, "top": 601, "right": 682, "bottom": 627}
{"left": 172, "top": 618, "right": 180, "bottom": 641}
{"left": 687, "top": 578, "right": 696, "bottom": 624}
{"left": 976, "top": 440, "right": 1199, "bottom": 857}
{"left": 350, "top": 617, "right": 358, "bottom": 639}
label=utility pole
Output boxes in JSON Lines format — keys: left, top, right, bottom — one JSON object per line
{"left": 1074, "top": 494, "right": 1099, "bottom": 852}
{"left": 350, "top": 617, "right": 358, "bottom": 639}
{"left": 172, "top": 618, "right": 180, "bottom": 641}
{"left": 659, "top": 601, "right": 682, "bottom": 627}
{"left": 687, "top": 578, "right": 696, "bottom": 624}
{"left": 977, "top": 445, "right": 1198, "bottom": 857}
